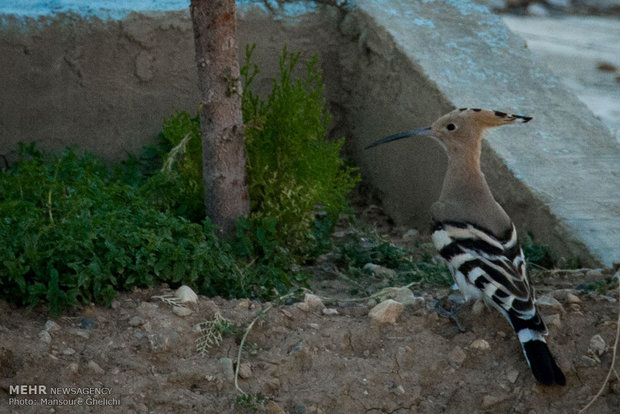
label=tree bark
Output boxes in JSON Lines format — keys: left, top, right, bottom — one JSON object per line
{"left": 190, "top": 0, "right": 250, "bottom": 239}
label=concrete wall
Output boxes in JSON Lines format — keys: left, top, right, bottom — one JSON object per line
{"left": 1, "top": 0, "right": 618, "bottom": 266}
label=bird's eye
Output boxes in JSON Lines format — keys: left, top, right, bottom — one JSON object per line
{"left": 446, "top": 124, "right": 456, "bottom": 131}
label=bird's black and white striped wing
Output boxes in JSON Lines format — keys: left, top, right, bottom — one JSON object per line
{"left": 431, "top": 221, "right": 538, "bottom": 324}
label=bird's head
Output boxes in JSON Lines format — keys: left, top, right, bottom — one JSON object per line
{"left": 366, "top": 108, "right": 532, "bottom": 154}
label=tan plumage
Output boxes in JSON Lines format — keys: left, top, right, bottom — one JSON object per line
{"left": 367, "top": 108, "right": 565, "bottom": 386}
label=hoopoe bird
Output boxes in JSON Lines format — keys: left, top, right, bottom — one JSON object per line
{"left": 366, "top": 108, "right": 566, "bottom": 386}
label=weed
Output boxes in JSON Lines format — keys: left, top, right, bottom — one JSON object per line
{"left": 195, "top": 313, "right": 236, "bottom": 355}
{"left": 235, "top": 393, "right": 266, "bottom": 411}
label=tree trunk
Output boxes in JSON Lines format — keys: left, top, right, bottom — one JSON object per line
{"left": 190, "top": 0, "right": 250, "bottom": 239}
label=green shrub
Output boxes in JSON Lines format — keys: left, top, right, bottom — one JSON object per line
{"left": 159, "top": 46, "right": 359, "bottom": 255}
{"left": 0, "top": 145, "right": 237, "bottom": 315}
{"left": 242, "top": 45, "right": 359, "bottom": 253}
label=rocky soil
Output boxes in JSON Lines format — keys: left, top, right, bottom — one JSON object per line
{"left": 0, "top": 204, "right": 618, "bottom": 414}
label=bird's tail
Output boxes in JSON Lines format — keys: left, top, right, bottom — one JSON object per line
{"left": 509, "top": 311, "right": 566, "bottom": 386}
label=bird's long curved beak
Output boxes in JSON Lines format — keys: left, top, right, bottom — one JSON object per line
{"left": 365, "top": 127, "right": 432, "bottom": 149}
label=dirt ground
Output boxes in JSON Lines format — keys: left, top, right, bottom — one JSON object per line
{"left": 1, "top": 206, "right": 619, "bottom": 414}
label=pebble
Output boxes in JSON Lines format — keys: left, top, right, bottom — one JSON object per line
{"left": 267, "top": 401, "right": 286, "bottom": 414}
{"left": 80, "top": 317, "right": 96, "bottom": 330}
{"left": 527, "top": 3, "right": 549, "bottom": 16}
{"left": 111, "top": 300, "right": 121, "bottom": 310}
{"left": 68, "top": 362, "right": 79, "bottom": 374}
{"left": 472, "top": 299, "right": 486, "bottom": 315}
{"left": 174, "top": 285, "right": 198, "bottom": 304}
{"left": 482, "top": 394, "right": 507, "bottom": 409}
{"left": 128, "top": 316, "right": 144, "bottom": 327}
{"left": 238, "top": 362, "right": 252, "bottom": 379}
{"left": 589, "top": 334, "right": 606, "bottom": 355}
{"left": 402, "top": 229, "right": 419, "bottom": 241}
{"left": 506, "top": 368, "right": 520, "bottom": 383}
{"left": 67, "top": 328, "right": 90, "bottom": 339}
{"left": 369, "top": 299, "right": 404, "bottom": 324}
{"left": 39, "top": 330, "right": 52, "bottom": 344}
{"left": 363, "top": 263, "right": 396, "bottom": 278}
{"left": 565, "top": 293, "right": 582, "bottom": 305}
{"left": 578, "top": 355, "right": 598, "bottom": 367}
{"left": 322, "top": 308, "right": 339, "bottom": 316}
{"left": 45, "top": 320, "right": 60, "bottom": 332}
{"left": 547, "top": 0, "right": 571, "bottom": 8}
{"left": 87, "top": 360, "right": 104, "bottom": 374}
{"left": 172, "top": 306, "right": 192, "bottom": 317}
{"left": 393, "top": 287, "right": 425, "bottom": 306}
{"left": 296, "top": 302, "right": 310, "bottom": 312}
{"left": 218, "top": 358, "right": 235, "bottom": 382}
{"left": 62, "top": 347, "right": 76, "bottom": 356}
{"left": 448, "top": 345, "right": 466, "bottom": 367}
{"left": 545, "top": 314, "right": 562, "bottom": 329}
{"left": 470, "top": 339, "right": 491, "bottom": 351}
{"left": 536, "top": 295, "right": 564, "bottom": 313}
{"left": 585, "top": 268, "right": 605, "bottom": 279}
{"left": 304, "top": 293, "right": 325, "bottom": 310}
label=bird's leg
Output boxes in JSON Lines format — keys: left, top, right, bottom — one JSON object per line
{"left": 432, "top": 294, "right": 468, "bottom": 332}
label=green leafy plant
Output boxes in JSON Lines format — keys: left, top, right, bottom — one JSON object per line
{"left": 0, "top": 145, "right": 235, "bottom": 315}
{"left": 242, "top": 45, "right": 359, "bottom": 254}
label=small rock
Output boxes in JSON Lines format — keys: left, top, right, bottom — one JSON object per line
{"left": 128, "top": 316, "right": 144, "bottom": 327}
{"left": 265, "top": 377, "right": 281, "bottom": 392}
{"left": 280, "top": 309, "right": 293, "bottom": 319}
{"left": 45, "top": 320, "right": 60, "bottom": 332}
{"left": 472, "top": 299, "right": 486, "bottom": 315}
{"left": 536, "top": 295, "right": 564, "bottom": 313}
{"left": 218, "top": 358, "right": 235, "bottom": 383}
{"left": 363, "top": 263, "right": 396, "bottom": 278}
{"left": 296, "top": 302, "right": 310, "bottom": 312}
{"left": 586, "top": 268, "right": 605, "bottom": 279}
{"left": 589, "top": 334, "right": 606, "bottom": 355}
{"left": 578, "top": 355, "right": 598, "bottom": 367}
{"left": 62, "top": 347, "right": 76, "bottom": 356}
{"left": 369, "top": 299, "right": 404, "bottom": 324}
{"left": 87, "top": 360, "right": 104, "bottom": 374}
{"left": 238, "top": 362, "right": 252, "bottom": 379}
{"left": 68, "top": 362, "right": 79, "bottom": 374}
{"left": 304, "top": 293, "right": 325, "bottom": 310}
{"left": 111, "top": 300, "right": 121, "bottom": 310}
{"left": 147, "top": 333, "right": 166, "bottom": 352}
{"left": 565, "top": 293, "right": 582, "bottom": 305}
{"left": 39, "top": 330, "right": 52, "bottom": 344}
{"left": 174, "top": 285, "right": 198, "bottom": 304}
{"left": 470, "top": 339, "right": 491, "bottom": 351}
{"left": 309, "top": 323, "right": 320, "bottom": 329}
{"left": 236, "top": 298, "right": 251, "bottom": 310}
{"left": 80, "top": 317, "right": 96, "bottom": 330}
{"left": 267, "top": 401, "right": 286, "bottom": 414}
{"left": 322, "top": 308, "right": 339, "bottom": 316}
{"left": 506, "top": 368, "right": 519, "bottom": 383}
{"left": 482, "top": 394, "right": 506, "bottom": 409}
{"left": 546, "top": 0, "right": 571, "bottom": 8}
{"left": 402, "top": 229, "right": 419, "bottom": 241}
{"left": 172, "top": 306, "right": 192, "bottom": 317}
{"left": 544, "top": 314, "right": 561, "bottom": 329}
{"left": 381, "top": 287, "right": 425, "bottom": 306}
{"left": 527, "top": 3, "right": 549, "bottom": 16}
{"left": 448, "top": 345, "right": 466, "bottom": 367}
{"left": 395, "top": 385, "right": 406, "bottom": 395}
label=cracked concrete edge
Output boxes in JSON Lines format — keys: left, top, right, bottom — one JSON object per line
{"left": 350, "top": 0, "right": 619, "bottom": 266}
